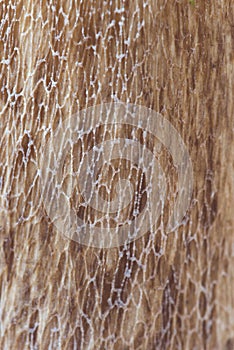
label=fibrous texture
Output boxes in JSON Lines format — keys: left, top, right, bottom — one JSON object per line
{"left": 0, "top": 0, "right": 233, "bottom": 349}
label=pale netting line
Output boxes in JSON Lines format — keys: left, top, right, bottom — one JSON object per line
{"left": 40, "top": 102, "right": 193, "bottom": 248}
{"left": 0, "top": 0, "right": 233, "bottom": 348}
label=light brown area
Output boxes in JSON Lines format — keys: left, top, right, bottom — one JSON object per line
{"left": 0, "top": 0, "right": 233, "bottom": 349}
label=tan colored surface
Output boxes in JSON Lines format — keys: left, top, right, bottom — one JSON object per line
{"left": 0, "top": 0, "right": 233, "bottom": 349}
